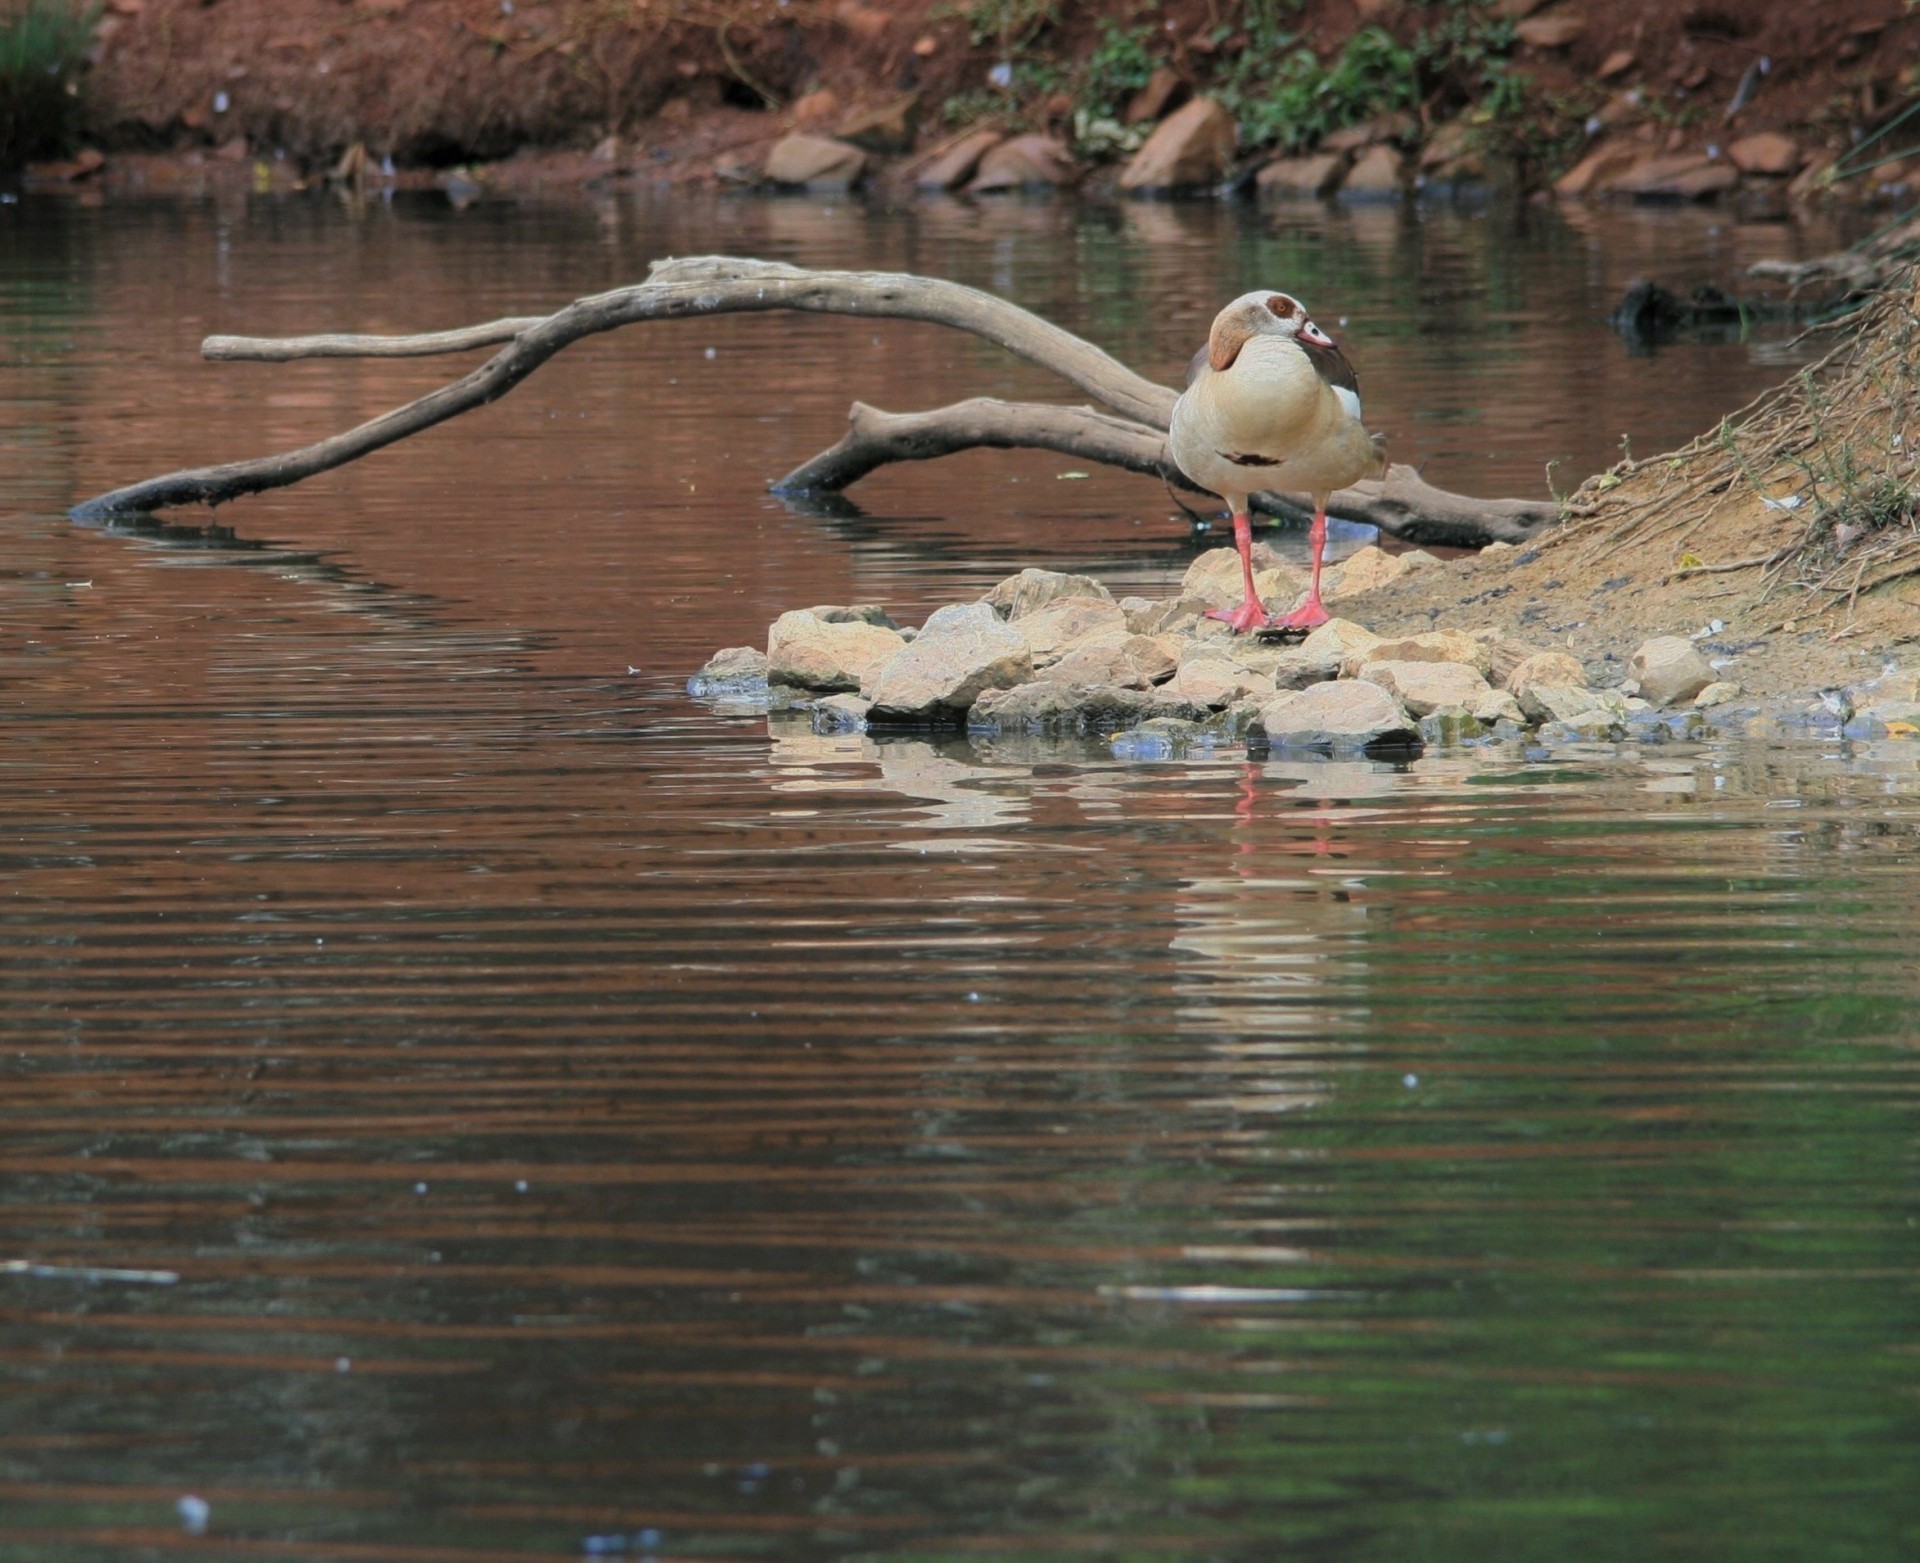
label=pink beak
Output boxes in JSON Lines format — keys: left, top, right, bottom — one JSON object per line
{"left": 1301, "top": 319, "right": 1336, "bottom": 349}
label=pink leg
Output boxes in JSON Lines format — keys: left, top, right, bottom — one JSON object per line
{"left": 1203, "top": 510, "right": 1275, "bottom": 634}
{"left": 1272, "top": 498, "right": 1332, "bottom": 631}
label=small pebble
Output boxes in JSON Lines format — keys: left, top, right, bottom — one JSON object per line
{"left": 1403, "top": 1073, "right": 1419, "bottom": 1088}
{"left": 177, "top": 1496, "right": 210, "bottom": 1536}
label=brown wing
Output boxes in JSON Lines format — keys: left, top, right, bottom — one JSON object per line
{"left": 1299, "top": 337, "right": 1359, "bottom": 395}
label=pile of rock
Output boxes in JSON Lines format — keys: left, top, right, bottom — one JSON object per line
{"left": 754, "top": 86, "right": 1829, "bottom": 208}
{"left": 689, "top": 548, "right": 1757, "bottom": 758}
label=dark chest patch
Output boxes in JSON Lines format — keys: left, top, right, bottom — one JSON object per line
{"left": 1300, "top": 338, "right": 1359, "bottom": 394}
{"left": 1219, "top": 450, "right": 1283, "bottom": 468}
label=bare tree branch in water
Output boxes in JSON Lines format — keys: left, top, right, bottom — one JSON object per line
{"left": 780, "top": 398, "right": 1555, "bottom": 547}
{"left": 72, "top": 255, "right": 1557, "bottom": 546}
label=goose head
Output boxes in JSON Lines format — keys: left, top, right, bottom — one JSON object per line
{"left": 1205, "top": 290, "right": 1339, "bottom": 373}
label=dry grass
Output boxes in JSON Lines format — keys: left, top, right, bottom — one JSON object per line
{"left": 1552, "top": 267, "right": 1920, "bottom": 615}
{"left": 1340, "top": 269, "right": 1920, "bottom": 697}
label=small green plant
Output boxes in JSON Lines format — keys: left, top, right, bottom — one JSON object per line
{"left": 0, "top": 0, "right": 98, "bottom": 169}
{"left": 935, "top": 0, "right": 1057, "bottom": 52}
{"left": 941, "top": 57, "right": 1064, "bottom": 132}
{"left": 1220, "top": 24, "right": 1418, "bottom": 153}
{"left": 942, "top": 88, "right": 1008, "bottom": 128}
{"left": 1080, "top": 19, "right": 1159, "bottom": 122}
{"left": 1409, "top": 0, "right": 1517, "bottom": 108}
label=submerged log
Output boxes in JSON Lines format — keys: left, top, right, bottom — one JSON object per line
{"left": 71, "top": 255, "right": 1556, "bottom": 546}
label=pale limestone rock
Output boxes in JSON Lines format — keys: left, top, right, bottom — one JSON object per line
{"left": 1269, "top": 648, "right": 1335, "bottom": 690}
{"left": 982, "top": 567, "right": 1113, "bottom": 620}
{"left": 1473, "top": 688, "right": 1526, "bottom": 726}
{"left": 1200, "top": 636, "right": 1309, "bottom": 678}
{"left": 864, "top": 603, "right": 1032, "bottom": 719}
{"left": 1627, "top": 635, "right": 1717, "bottom": 708}
{"left": 767, "top": 610, "right": 906, "bottom": 691}
{"left": 1137, "top": 634, "right": 1188, "bottom": 683}
{"left": 1358, "top": 659, "right": 1494, "bottom": 717}
{"left": 1344, "top": 629, "right": 1491, "bottom": 679}
{"left": 1252, "top": 568, "right": 1307, "bottom": 615}
{"left": 691, "top": 645, "right": 768, "bottom": 689}
{"left": 1180, "top": 544, "right": 1303, "bottom": 610}
{"left": 1047, "top": 628, "right": 1180, "bottom": 689}
{"left": 1015, "top": 595, "right": 1130, "bottom": 665}
{"left": 764, "top": 133, "right": 867, "bottom": 190}
{"left": 1518, "top": 682, "right": 1606, "bottom": 725}
{"left": 1297, "top": 617, "right": 1380, "bottom": 678}
{"left": 1503, "top": 649, "right": 1587, "bottom": 696}
{"left": 1164, "top": 653, "right": 1276, "bottom": 709}
{"left": 1118, "top": 596, "right": 1161, "bottom": 633}
{"left": 1473, "top": 628, "right": 1547, "bottom": 686}
{"left": 1693, "top": 680, "right": 1743, "bottom": 709}
{"left": 1137, "top": 596, "right": 1209, "bottom": 636}
{"left": 1119, "top": 95, "right": 1236, "bottom": 192}
{"left": 1258, "top": 679, "right": 1416, "bottom": 751}
{"left": 1325, "top": 544, "right": 1409, "bottom": 599}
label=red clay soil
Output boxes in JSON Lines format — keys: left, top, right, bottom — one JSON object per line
{"left": 70, "top": 0, "right": 1920, "bottom": 191}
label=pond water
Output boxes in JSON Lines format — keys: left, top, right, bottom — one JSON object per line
{"left": 2, "top": 189, "right": 1917, "bottom": 1562}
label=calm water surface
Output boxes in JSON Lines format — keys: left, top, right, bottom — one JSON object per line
{"left": 1, "top": 190, "right": 1917, "bottom": 1561}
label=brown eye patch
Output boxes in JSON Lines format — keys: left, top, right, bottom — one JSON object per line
{"left": 1265, "top": 294, "right": 1298, "bottom": 319}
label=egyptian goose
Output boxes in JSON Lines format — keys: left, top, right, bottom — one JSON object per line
{"left": 1170, "top": 290, "right": 1382, "bottom": 633}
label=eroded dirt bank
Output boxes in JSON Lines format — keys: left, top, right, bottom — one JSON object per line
{"left": 52, "top": 0, "right": 1920, "bottom": 206}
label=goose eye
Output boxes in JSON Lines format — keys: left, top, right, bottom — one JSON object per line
{"left": 1265, "top": 295, "right": 1298, "bottom": 320}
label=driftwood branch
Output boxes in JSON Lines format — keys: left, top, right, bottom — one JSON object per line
{"left": 202, "top": 317, "right": 546, "bottom": 360}
{"left": 777, "top": 399, "right": 1557, "bottom": 546}
{"left": 71, "top": 255, "right": 1552, "bottom": 546}
{"left": 776, "top": 398, "right": 1175, "bottom": 490}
